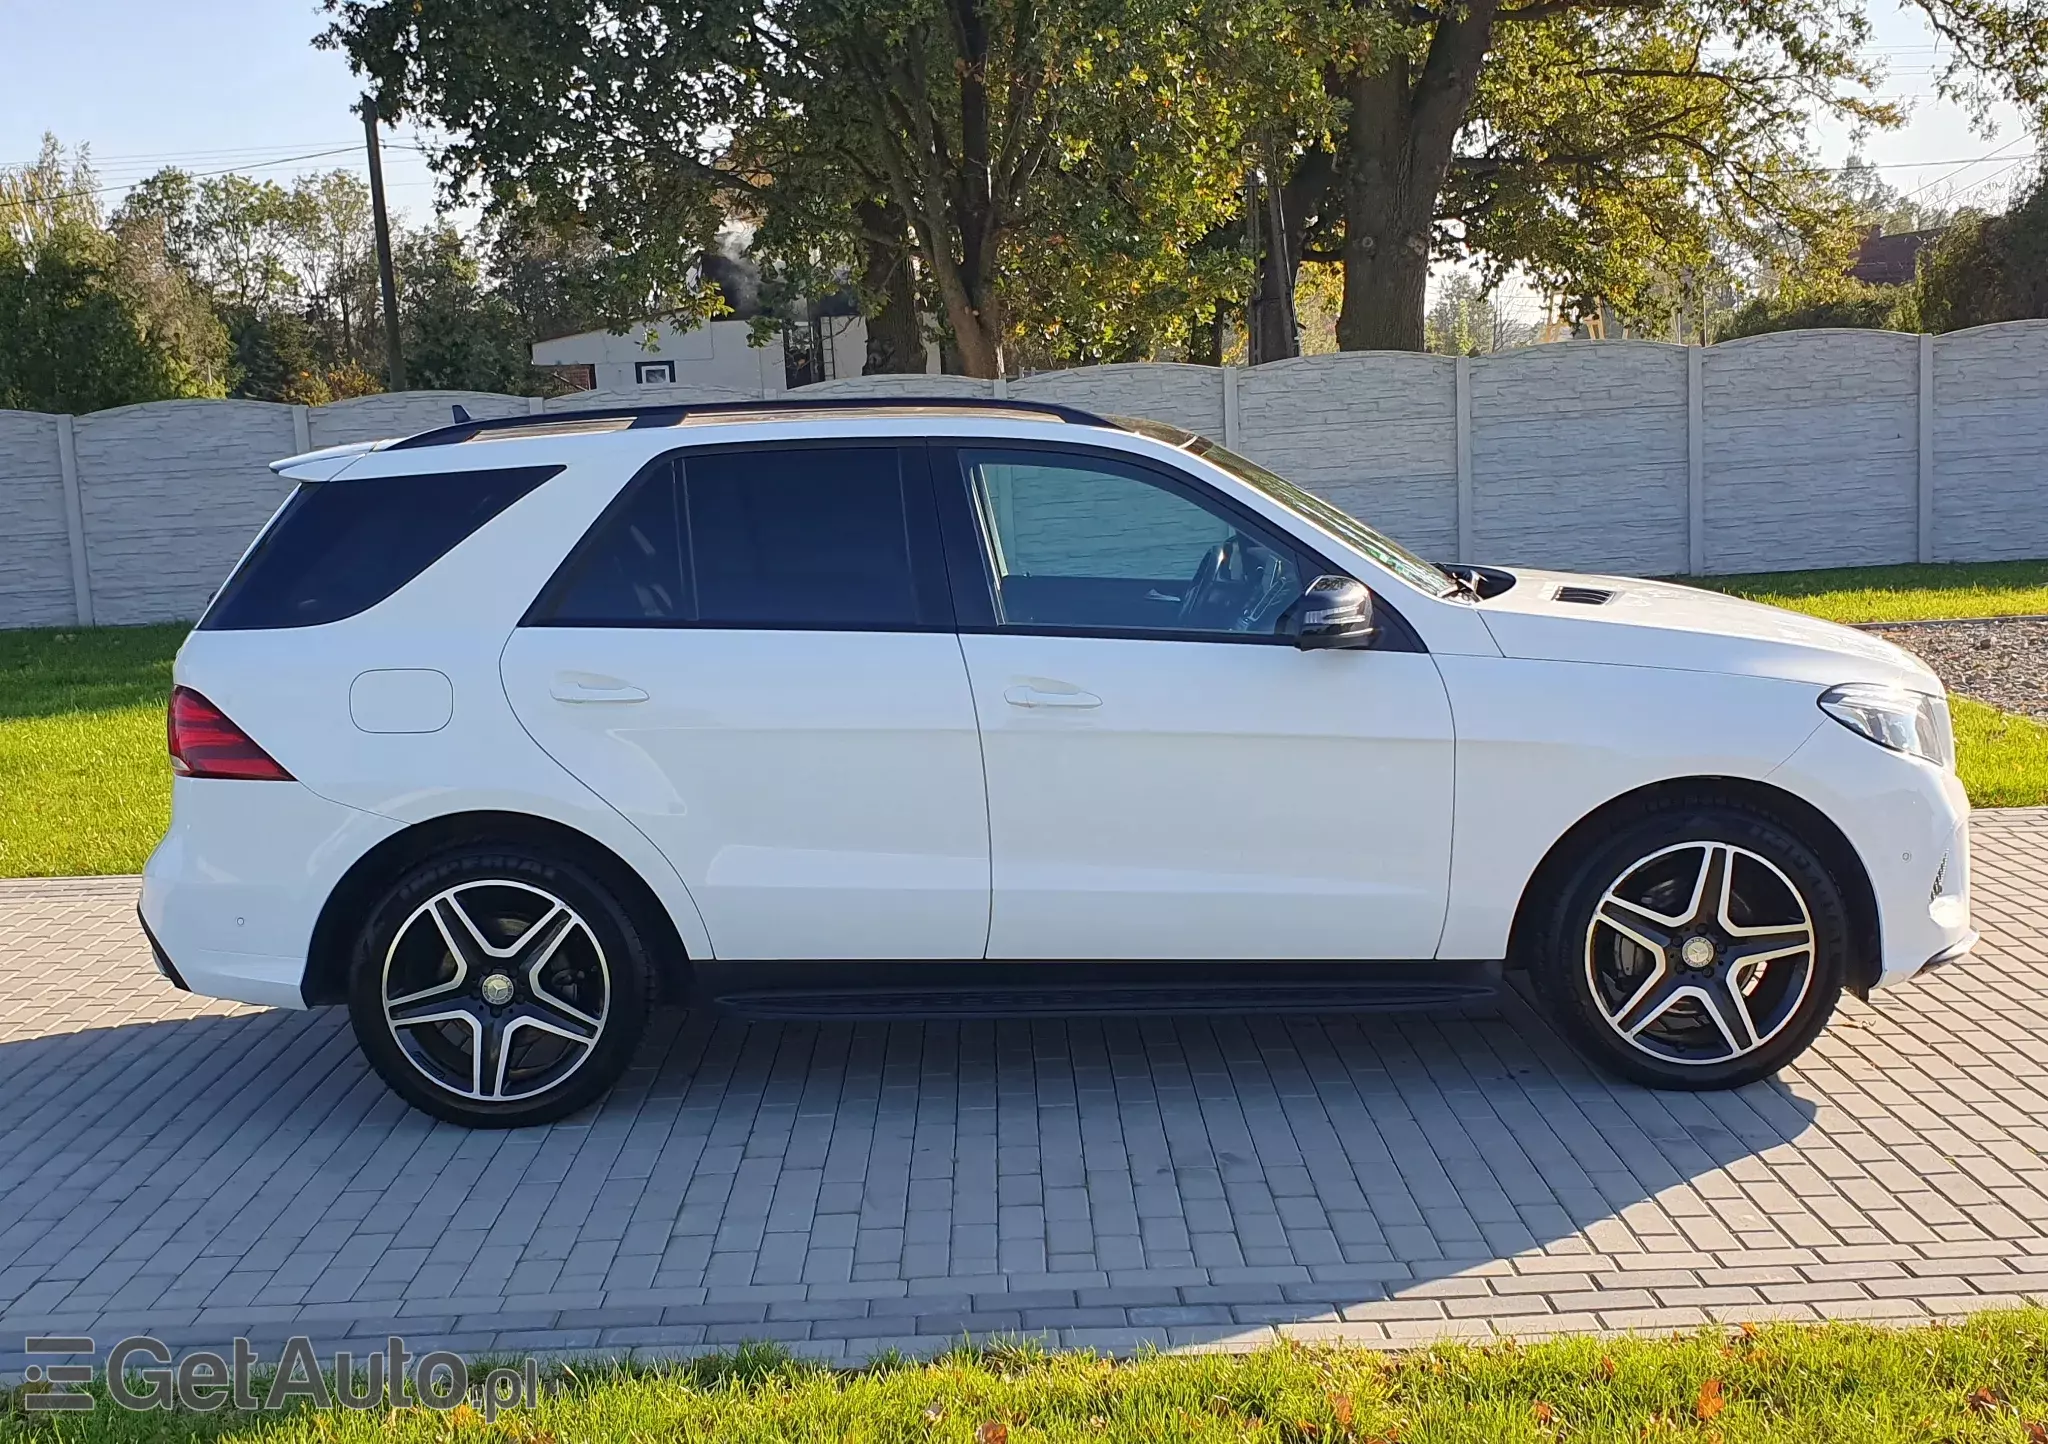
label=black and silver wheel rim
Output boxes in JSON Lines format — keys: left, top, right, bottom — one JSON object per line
{"left": 381, "top": 879, "right": 610, "bottom": 1103}
{"left": 1584, "top": 841, "right": 1816, "bottom": 1068}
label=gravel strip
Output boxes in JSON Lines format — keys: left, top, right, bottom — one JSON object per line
{"left": 1864, "top": 617, "right": 2048, "bottom": 723}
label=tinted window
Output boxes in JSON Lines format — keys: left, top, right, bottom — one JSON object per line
{"left": 962, "top": 449, "right": 1306, "bottom": 637}
{"left": 536, "top": 445, "right": 935, "bottom": 628}
{"left": 544, "top": 461, "right": 687, "bottom": 623}
{"left": 200, "top": 465, "right": 560, "bottom": 631}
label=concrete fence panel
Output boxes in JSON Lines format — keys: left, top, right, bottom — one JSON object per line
{"left": 803, "top": 374, "right": 996, "bottom": 398}
{"left": 1, "top": 319, "right": 2045, "bottom": 628}
{"left": 0, "top": 411, "right": 77, "bottom": 629}
{"left": 1236, "top": 351, "right": 1460, "bottom": 563}
{"left": 311, "top": 391, "right": 531, "bottom": 449}
{"left": 1012, "top": 362, "right": 1227, "bottom": 437}
{"left": 1469, "top": 342, "right": 1691, "bottom": 577}
{"left": 543, "top": 383, "right": 758, "bottom": 413}
{"left": 1931, "top": 322, "right": 2048, "bottom": 563}
{"left": 1701, "top": 329, "right": 1922, "bottom": 574}
{"left": 71, "top": 400, "right": 299, "bottom": 626}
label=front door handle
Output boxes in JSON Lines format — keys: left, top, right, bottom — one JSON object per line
{"left": 550, "top": 678, "right": 649, "bottom": 704}
{"left": 1004, "top": 685, "right": 1102, "bottom": 709}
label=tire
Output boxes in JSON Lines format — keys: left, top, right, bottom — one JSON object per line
{"left": 1528, "top": 798, "right": 1850, "bottom": 1090}
{"left": 346, "top": 845, "right": 655, "bottom": 1127}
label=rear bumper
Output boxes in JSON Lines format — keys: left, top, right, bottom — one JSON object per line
{"left": 140, "top": 777, "right": 402, "bottom": 1010}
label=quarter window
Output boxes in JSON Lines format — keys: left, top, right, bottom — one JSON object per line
{"left": 536, "top": 446, "right": 937, "bottom": 629}
{"left": 200, "top": 465, "right": 561, "bottom": 631}
{"left": 961, "top": 449, "right": 1308, "bottom": 637}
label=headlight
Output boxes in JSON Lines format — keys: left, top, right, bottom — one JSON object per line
{"left": 1819, "top": 683, "right": 1953, "bottom": 767}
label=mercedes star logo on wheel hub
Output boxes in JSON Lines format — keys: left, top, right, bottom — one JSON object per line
{"left": 480, "top": 972, "right": 515, "bottom": 1005}
{"left": 1680, "top": 936, "right": 1717, "bottom": 969}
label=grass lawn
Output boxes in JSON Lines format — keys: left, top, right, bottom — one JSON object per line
{"left": 7, "top": 1315, "right": 2048, "bottom": 1441}
{"left": 1693, "top": 557, "right": 2048, "bottom": 624}
{"left": 1, "top": 560, "right": 2044, "bottom": 880}
{"left": 0, "top": 624, "right": 182, "bottom": 878}
{"left": 1954, "top": 695, "right": 2048, "bottom": 810}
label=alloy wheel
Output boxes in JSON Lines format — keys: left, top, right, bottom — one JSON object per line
{"left": 380, "top": 878, "right": 611, "bottom": 1102}
{"left": 1583, "top": 840, "right": 1817, "bottom": 1067}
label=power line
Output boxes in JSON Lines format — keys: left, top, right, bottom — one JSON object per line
{"left": 1902, "top": 133, "right": 2032, "bottom": 197}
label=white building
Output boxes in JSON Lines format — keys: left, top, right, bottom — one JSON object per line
{"left": 532, "top": 314, "right": 932, "bottom": 396}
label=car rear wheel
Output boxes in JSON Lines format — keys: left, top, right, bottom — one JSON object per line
{"left": 346, "top": 846, "right": 654, "bottom": 1126}
{"left": 1531, "top": 802, "right": 1850, "bottom": 1089}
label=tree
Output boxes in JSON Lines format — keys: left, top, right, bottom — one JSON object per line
{"left": 1423, "top": 270, "right": 1536, "bottom": 352}
{"left": 1243, "top": 0, "right": 2048, "bottom": 351}
{"left": 319, "top": 0, "right": 1261, "bottom": 377}
{"left": 397, "top": 224, "right": 559, "bottom": 393}
{"left": 1909, "top": 166, "right": 2048, "bottom": 332}
{"left": 0, "top": 137, "right": 227, "bottom": 412}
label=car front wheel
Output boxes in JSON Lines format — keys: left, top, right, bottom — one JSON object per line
{"left": 346, "top": 846, "right": 654, "bottom": 1126}
{"left": 1532, "top": 802, "right": 1851, "bottom": 1089}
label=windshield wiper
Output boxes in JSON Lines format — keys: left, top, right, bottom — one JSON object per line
{"left": 1436, "top": 563, "right": 1483, "bottom": 601}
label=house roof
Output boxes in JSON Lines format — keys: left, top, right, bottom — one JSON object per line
{"left": 1850, "top": 227, "right": 1944, "bottom": 287}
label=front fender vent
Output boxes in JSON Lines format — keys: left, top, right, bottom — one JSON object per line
{"left": 1553, "top": 585, "right": 1616, "bottom": 605}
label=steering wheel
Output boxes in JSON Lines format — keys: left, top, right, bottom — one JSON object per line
{"left": 1177, "top": 537, "right": 1239, "bottom": 628}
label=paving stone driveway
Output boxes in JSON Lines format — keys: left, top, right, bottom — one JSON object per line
{"left": 1, "top": 811, "right": 2044, "bottom": 1375}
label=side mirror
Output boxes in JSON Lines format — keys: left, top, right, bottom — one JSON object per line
{"left": 1288, "top": 575, "right": 1377, "bottom": 650}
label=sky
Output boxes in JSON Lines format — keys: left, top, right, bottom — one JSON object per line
{"left": 0, "top": 0, "right": 2036, "bottom": 321}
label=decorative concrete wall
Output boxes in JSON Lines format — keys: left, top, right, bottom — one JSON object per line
{"left": 2, "top": 322, "right": 2044, "bottom": 628}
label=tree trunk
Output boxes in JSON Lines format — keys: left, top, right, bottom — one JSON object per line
{"left": 1333, "top": 8, "right": 1499, "bottom": 352}
{"left": 858, "top": 203, "right": 925, "bottom": 374}
{"left": 1250, "top": 186, "right": 1298, "bottom": 365}
{"left": 1335, "top": 67, "right": 1433, "bottom": 351}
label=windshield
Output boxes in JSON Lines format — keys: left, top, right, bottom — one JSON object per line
{"left": 1111, "top": 416, "right": 1461, "bottom": 600}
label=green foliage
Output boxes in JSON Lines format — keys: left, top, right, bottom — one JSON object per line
{"left": 396, "top": 224, "right": 566, "bottom": 393}
{"left": 1424, "top": 271, "right": 1538, "bottom": 353}
{"left": 319, "top": 0, "right": 1270, "bottom": 375}
{"left": 0, "top": 138, "right": 227, "bottom": 412}
{"left": 1721, "top": 283, "right": 1906, "bottom": 339}
{"left": 1910, "top": 168, "right": 2048, "bottom": 333}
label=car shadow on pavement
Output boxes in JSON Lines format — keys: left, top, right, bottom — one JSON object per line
{"left": 0, "top": 974, "right": 1821, "bottom": 1353}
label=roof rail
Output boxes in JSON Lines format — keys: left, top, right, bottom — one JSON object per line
{"left": 387, "top": 395, "right": 1117, "bottom": 451}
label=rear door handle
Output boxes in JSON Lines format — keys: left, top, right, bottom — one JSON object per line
{"left": 1004, "top": 685, "right": 1102, "bottom": 709}
{"left": 550, "top": 679, "right": 649, "bottom": 704}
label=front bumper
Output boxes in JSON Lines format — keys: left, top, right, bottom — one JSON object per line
{"left": 1773, "top": 718, "right": 1973, "bottom": 991}
{"left": 140, "top": 777, "right": 403, "bottom": 1010}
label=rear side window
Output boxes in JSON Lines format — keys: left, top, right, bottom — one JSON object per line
{"left": 534, "top": 445, "right": 943, "bottom": 629}
{"left": 200, "top": 466, "right": 561, "bottom": 631}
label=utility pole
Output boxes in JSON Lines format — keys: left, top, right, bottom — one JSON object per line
{"left": 362, "top": 95, "right": 407, "bottom": 391}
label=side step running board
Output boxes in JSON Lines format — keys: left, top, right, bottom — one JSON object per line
{"left": 700, "top": 960, "right": 1500, "bottom": 1023}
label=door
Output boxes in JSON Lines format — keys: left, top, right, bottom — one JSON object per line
{"left": 939, "top": 443, "right": 1456, "bottom": 960}
{"left": 502, "top": 442, "right": 990, "bottom": 960}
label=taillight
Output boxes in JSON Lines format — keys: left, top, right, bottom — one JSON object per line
{"left": 167, "top": 687, "right": 294, "bottom": 781}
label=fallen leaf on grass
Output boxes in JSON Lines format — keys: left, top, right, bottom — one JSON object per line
{"left": 2022, "top": 1421, "right": 2047, "bottom": 1443}
{"left": 1696, "top": 1378, "right": 1725, "bottom": 1422}
{"left": 1331, "top": 1393, "right": 1354, "bottom": 1427}
{"left": 977, "top": 1422, "right": 1009, "bottom": 1444}
{"left": 1534, "top": 1400, "right": 1555, "bottom": 1424}
{"left": 1967, "top": 1387, "right": 2003, "bottom": 1416}
{"left": 1599, "top": 1356, "right": 1617, "bottom": 1380}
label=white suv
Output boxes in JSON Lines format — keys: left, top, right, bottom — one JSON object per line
{"left": 140, "top": 399, "right": 1974, "bottom": 1126}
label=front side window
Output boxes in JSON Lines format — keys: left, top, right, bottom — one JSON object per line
{"left": 535, "top": 445, "right": 936, "bottom": 629}
{"left": 961, "top": 448, "right": 1306, "bottom": 637}
{"left": 201, "top": 465, "right": 561, "bottom": 631}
